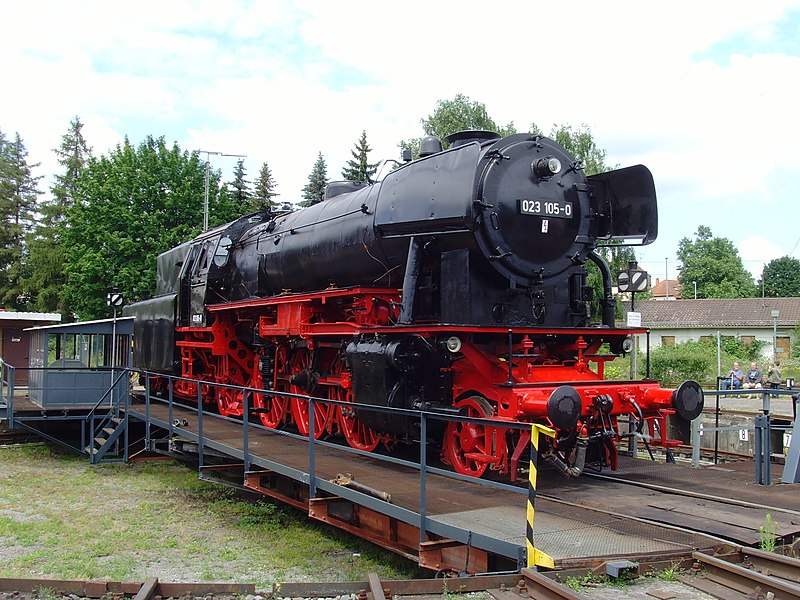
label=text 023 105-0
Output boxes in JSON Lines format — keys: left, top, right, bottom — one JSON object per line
{"left": 519, "top": 198, "right": 573, "bottom": 219}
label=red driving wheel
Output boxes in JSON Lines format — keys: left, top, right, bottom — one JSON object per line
{"left": 289, "top": 349, "right": 331, "bottom": 439}
{"left": 252, "top": 346, "right": 288, "bottom": 429}
{"left": 442, "top": 396, "right": 505, "bottom": 478}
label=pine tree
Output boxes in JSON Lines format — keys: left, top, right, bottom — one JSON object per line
{"left": 227, "top": 159, "right": 251, "bottom": 206}
{"left": 341, "top": 130, "right": 380, "bottom": 182}
{"left": 25, "top": 117, "right": 92, "bottom": 316}
{"left": 0, "top": 130, "right": 42, "bottom": 309}
{"left": 300, "top": 152, "right": 328, "bottom": 207}
{"left": 251, "top": 161, "right": 279, "bottom": 211}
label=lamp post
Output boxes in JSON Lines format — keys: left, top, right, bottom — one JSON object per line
{"left": 197, "top": 150, "right": 247, "bottom": 232}
{"left": 665, "top": 258, "right": 669, "bottom": 299}
{"left": 693, "top": 281, "right": 697, "bottom": 300}
{"left": 771, "top": 309, "right": 779, "bottom": 362}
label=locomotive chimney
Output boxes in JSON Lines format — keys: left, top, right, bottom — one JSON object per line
{"left": 444, "top": 130, "right": 501, "bottom": 148}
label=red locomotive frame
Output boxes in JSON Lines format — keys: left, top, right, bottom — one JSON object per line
{"left": 168, "top": 286, "right": 683, "bottom": 481}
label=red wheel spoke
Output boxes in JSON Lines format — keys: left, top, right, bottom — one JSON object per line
{"left": 252, "top": 346, "right": 288, "bottom": 428}
{"left": 288, "top": 349, "right": 331, "bottom": 439}
{"left": 328, "top": 356, "right": 379, "bottom": 451}
{"left": 442, "top": 396, "right": 507, "bottom": 478}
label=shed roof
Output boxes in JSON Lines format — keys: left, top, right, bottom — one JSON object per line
{"left": 0, "top": 310, "right": 61, "bottom": 322}
{"left": 25, "top": 316, "right": 133, "bottom": 335}
{"left": 622, "top": 297, "right": 800, "bottom": 328}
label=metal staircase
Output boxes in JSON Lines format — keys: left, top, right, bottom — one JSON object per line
{"left": 85, "top": 414, "right": 128, "bottom": 463}
{"left": 83, "top": 370, "right": 131, "bottom": 463}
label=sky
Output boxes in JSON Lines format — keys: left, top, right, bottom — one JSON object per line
{"left": 2, "top": 0, "right": 800, "bottom": 285}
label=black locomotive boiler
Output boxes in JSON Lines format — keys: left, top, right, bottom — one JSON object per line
{"left": 126, "top": 130, "right": 703, "bottom": 479}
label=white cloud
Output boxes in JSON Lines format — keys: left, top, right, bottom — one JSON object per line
{"left": 2, "top": 0, "right": 800, "bottom": 271}
{"left": 739, "top": 236, "right": 785, "bottom": 279}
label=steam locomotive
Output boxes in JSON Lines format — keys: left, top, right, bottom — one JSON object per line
{"left": 126, "top": 130, "right": 703, "bottom": 480}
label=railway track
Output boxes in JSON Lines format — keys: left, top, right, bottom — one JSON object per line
{"left": 6, "top": 555, "right": 799, "bottom": 600}
{"left": 275, "top": 571, "right": 582, "bottom": 600}
{"left": 686, "top": 546, "right": 800, "bottom": 599}
{"left": 582, "top": 471, "right": 800, "bottom": 518}
{"left": 0, "top": 573, "right": 581, "bottom": 600}
{"left": 0, "top": 577, "right": 255, "bottom": 599}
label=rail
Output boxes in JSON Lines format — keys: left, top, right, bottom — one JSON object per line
{"left": 692, "top": 547, "right": 800, "bottom": 599}
{"left": 275, "top": 570, "right": 581, "bottom": 600}
{"left": 0, "top": 572, "right": 582, "bottom": 600}
{"left": 0, "top": 576, "right": 254, "bottom": 598}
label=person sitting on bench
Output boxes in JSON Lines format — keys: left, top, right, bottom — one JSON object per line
{"left": 743, "top": 361, "right": 763, "bottom": 390}
{"left": 722, "top": 361, "right": 744, "bottom": 390}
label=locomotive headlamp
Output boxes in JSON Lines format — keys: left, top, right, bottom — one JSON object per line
{"left": 622, "top": 336, "right": 634, "bottom": 354}
{"left": 444, "top": 336, "right": 462, "bottom": 353}
{"left": 532, "top": 156, "right": 562, "bottom": 178}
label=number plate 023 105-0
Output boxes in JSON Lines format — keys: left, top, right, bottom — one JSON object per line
{"left": 519, "top": 198, "right": 573, "bottom": 219}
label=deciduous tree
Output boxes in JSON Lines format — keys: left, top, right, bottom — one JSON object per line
{"left": 677, "top": 226, "right": 756, "bottom": 298}
{"left": 549, "top": 123, "right": 615, "bottom": 176}
{"left": 759, "top": 256, "right": 800, "bottom": 297}
{"left": 398, "top": 94, "right": 517, "bottom": 158}
{"left": 63, "top": 135, "right": 233, "bottom": 319}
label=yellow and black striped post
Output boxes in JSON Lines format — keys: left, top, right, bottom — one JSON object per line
{"left": 527, "top": 423, "right": 556, "bottom": 569}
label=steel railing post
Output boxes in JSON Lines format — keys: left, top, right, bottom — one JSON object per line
{"left": 419, "top": 411, "right": 427, "bottom": 546}
{"left": 89, "top": 412, "right": 96, "bottom": 465}
{"left": 764, "top": 415, "right": 771, "bottom": 485}
{"left": 308, "top": 396, "right": 316, "bottom": 499}
{"left": 527, "top": 424, "right": 556, "bottom": 570}
{"left": 145, "top": 374, "right": 151, "bottom": 448}
{"left": 714, "top": 383, "right": 721, "bottom": 465}
{"left": 168, "top": 378, "right": 174, "bottom": 445}
{"left": 197, "top": 385, "right": 204, "bottom": 470}
{"left": 7, "top": 366, "right": 15, "bottom": 430}
{"left": 243, "top": 390, "right": 250, "bottom": 472}
{"left": 755, "top": 413, "right": 771, "bottom": 485}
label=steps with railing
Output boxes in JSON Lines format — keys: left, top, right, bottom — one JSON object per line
{"left": 83, "top": 370, "right": 131, "bottom": 463}
{"left": 85, "top": 415, "right": 127, "bottom": 463}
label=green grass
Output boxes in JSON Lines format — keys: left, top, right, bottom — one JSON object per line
{"left": 759, "top": 513, "right": 778, "bottom": 553}
{"left": 0, "top": 443, "right": 419, "bottom": 587}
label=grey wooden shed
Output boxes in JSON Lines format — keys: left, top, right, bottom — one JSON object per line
{"left": 25, "top": 317, "right": 134, "bottom": 409}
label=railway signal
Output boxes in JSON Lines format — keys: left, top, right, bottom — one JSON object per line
{"left": 107, "top": 290, "right": 124, "bottom": 307}
{"left": 617, "top": 265, "right": 650, "bottom": 293}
